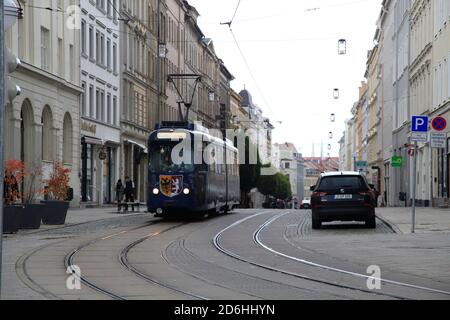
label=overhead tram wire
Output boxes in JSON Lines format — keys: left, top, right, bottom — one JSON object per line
{"left": 230, "top": 0, "right": 242, "bottom": 25}
{"left": 20, "top": 4, "right": 366, "bottom": 45}
{"left": 228, "top": 28, "right": 281, "bottom": 124}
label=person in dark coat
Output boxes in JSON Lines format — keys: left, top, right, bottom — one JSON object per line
{"left": 124, "top": 176, "right": 135, "bottom": 203}
{"left": 115, "top": 179, "right": 124, "bottom": 201}
{"left": 115, "top": 179, "right": 124, "bottom": 211}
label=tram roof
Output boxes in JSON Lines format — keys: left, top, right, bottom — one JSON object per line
{"left": 150, "top": 127, "right": 238, "bottom": 151}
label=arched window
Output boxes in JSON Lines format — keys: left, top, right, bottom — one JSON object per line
{"left": 4, "top": 103, "right": 14, "bottom": 160}
{"left": 63, "top": 113, "right": 73, "bottom": 164}
{"left": 21, "top": 99, "right": 34, "bottom": 164}
{"left": 42, "top": 106, "right": 53, "bottom": 161}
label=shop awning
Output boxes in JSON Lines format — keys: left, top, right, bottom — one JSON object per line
{"left": 82, "top": 136, "right": 104, "bottom": 146}
{"left": 124, "top": 139, "right": 148, "bottom": 154}
{"left": 104, "top": 140, "right": 121, "bottom": 147}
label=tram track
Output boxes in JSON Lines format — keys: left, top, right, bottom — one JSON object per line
{"left": 254, "top": 211, "right": 450, "bottom": 298}
{"left": 18, "top": 218, "right": 190, "bottom": 300}
{"left": 16, "top": 209, "right": 450, "bottom": 300}
{"left": 212, "top": 210, "right": 450, "bottom": 300}
{"left": 64, "top": 220, "right": 204, "bottom": 300}
{"left": 63, "top": 221, "right": 161, "bottom": 300}
{"left": 118, "top": 223, "right": 208, "bottom": 300}
{"left": 16, "top": 239, "right": 71, "bottom": 300}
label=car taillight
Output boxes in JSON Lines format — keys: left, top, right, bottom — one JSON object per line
{"left": 359, "top": 191, "right": 372, "bottom": 206}
{"left": 312, "top": 192, "right": 328, "bottom": 198}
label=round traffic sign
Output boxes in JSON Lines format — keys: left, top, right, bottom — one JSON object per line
{"left": 432, "top": 116, "right": 447, "bottom": 131}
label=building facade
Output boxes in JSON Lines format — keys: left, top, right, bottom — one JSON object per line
{"left": 430, "top": 0, "right": 450, "bottom": 206}
{"left": 303, "top": 157, "right": 340, "bottom": 199}
{"left": 366, "top": 41, "right": 382, "bottom": 190}
{"left": 4, "top": 0, "right": 82, "bottom": 206}
{"left": 409, "top": 0, "right": 434, "bottom": 206}
{"left": 391, "top": 0, "right": 411, "bottom": 206}
{"left": 378, "top": 0, "right": 396, "bottom": 206}
{"left": 79, "top": 0, "right": 121, "bottom": 204}
{"left": 339, "top": 0, "right": 450, "bottom": 208}
{"left": 120, "top": 0, "right": 153, "bottom": 203}
{"left": 278, "top": 142, "right": 299, "bottom": 207}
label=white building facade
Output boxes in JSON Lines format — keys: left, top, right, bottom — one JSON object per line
{"left": 379, "top": 0, "right": 396, "bottom": 206}
{"left": 4, "top": 0, "right": 82, "bottom": 206}
{"left": 409, "top": 0, "right": 434, "bottom": 206}
{"left": 80, "top": 0, "right": 121, "bottom": 204}
{"left": 431, "top": 0, "right": 450, "bottom": 206}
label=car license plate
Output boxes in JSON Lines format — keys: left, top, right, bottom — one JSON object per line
{"left": 334, "top": 194, "right": 352, "bottom": 200}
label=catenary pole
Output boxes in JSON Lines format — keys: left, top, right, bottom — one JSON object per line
{"left": 0, "top": 0, "right": 6, "bottom": 298}
{"left": 156, "top": 0, "right": 161, "bottom": 125}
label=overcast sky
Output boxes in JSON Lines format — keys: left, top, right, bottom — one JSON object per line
{"left": 189, "top": 0, "right": 382, "bottom": 157}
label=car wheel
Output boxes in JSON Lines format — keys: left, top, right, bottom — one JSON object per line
{"left": 365, "top": 216, "right": 376, "bottom": 229}
{"left": 312, "top": 217, "right": 321, "bottom": 230}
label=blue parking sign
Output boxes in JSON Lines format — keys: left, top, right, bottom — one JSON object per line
{"left": 412, "top": 116, "right": 428, "bottom": 132}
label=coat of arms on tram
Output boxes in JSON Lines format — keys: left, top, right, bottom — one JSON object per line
{"left": 160, "top": 175, "right": 183, "bottom": 198}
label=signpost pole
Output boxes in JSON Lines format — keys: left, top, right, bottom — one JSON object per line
{"left": 412, "top": 141, "right": 417, "bottom": 234}
{"left": 410, "top": 115, "right": 429, "bottom": 234}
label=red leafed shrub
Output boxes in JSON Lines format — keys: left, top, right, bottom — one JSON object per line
{"left": 4, "top": 159, "right": 25, "bottom": 205}
{"left": 44, "top": 161, "right": 71, "bottom": 201}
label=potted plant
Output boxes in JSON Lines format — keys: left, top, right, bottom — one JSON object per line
{"left": 2, "top": 160, "right": 24, "bottom": 233}
{"left": 41, "top": 161, "right": 71, "bottom": 225}
{"left": 19, "top": 161, "right": 44, "bottom": 229}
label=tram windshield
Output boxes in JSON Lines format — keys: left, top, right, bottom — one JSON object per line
{"left": 149, "top": 142, "right": 194, "bottom": 173}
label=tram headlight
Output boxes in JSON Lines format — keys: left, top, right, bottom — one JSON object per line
{"left": 183, "top": 188, "right": 190, "bottom": 195}
{"left": 152, "top": 188, "right": 160, "bottom": 195}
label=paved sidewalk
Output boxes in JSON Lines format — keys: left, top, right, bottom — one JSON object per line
{"left": 376, "top": 206, "right": 450, "bottom": 234}
{"left": 8, "top": 206, "right": 146, "bottom": 237}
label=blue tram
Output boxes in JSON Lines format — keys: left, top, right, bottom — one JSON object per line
{"left": 147, "top": 122, "right": 240, "bottom": 217}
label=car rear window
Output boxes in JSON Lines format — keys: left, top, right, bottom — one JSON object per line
{"left": 318, "top": 176, "right": 366, "bottom": 191}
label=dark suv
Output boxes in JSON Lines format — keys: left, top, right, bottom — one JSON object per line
{"left": 310, "top": 172, "right": 376, "bottom": 229}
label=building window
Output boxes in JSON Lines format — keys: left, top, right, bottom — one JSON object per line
{"left": 58, "top": 38, "right": 64, "bottom": 77}
{"left": 113, "top": 43, "right": 117, "bottom": 73}
{"left": 89, "top": 26, "right": 94, "bottom": 60}
{"left": 113, "top": 0, "right": 118, "bottom": 22}
{"left": 107, "top": 93, "right": 111, "bottom": 124}
{"left": 285, "top": 162, "right": 290, "bottom": 169}
{"left": 135, "top": 92, "right": 147, "bottom": 127}
{"left": 96, "top": 88, "right": 100, "bottom": 119}
{"left": 100, "top": 33, "right": 105, "bottom": 66}
{"left": 113, "top": 96, "right": 117, "bottom": 125}
{"left": 41, "top": 106, "right": 53, "bottom": 161}
{"left": 69, "top": 45, "right": 74, "bottom": 82}
{"left": 96, "top": 0, "right": 105, "bottom": 11}
{"left": 89, "top": 85, "right": 94, "bottom": 118}
{"left": 41, "top": 27, "right": 50, "bottom": 71}
{"left": 106, "top": 0, "right": 112, "bottom": 17}
{"left": 101, "top": 90, "right": 105, "bottom": 122}
{"left": 81, "top": 20, "right": 86, "bottom": 54}
{"left": 107, "top": 38, "right": 111, "bottom": 70}
{"left": 96, "top": 31, "right": 100, "bottom": 62}
{"left": 81, "top": 82, "right": 86, "bottom": 116}
{"left": 63, "top": 113, "right": 73, "bottom": 164}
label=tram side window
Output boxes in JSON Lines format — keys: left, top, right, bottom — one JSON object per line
{"left": 196, "top": 141, "right": 208, "bottom": 172}
{"left": 205, "top": 142, "right": 216, "bottom": 173}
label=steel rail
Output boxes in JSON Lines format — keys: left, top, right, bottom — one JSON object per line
{"left": 213, "top": 211, "right": 408, "bottom": 300}
{"left": 254, "top": 211, "right": 450, "bottom": 297}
